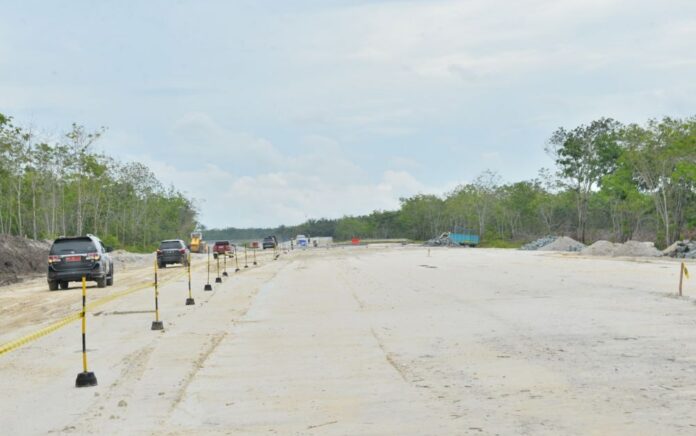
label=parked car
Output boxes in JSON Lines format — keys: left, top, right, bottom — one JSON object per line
{"left": 157, "top": 239, "right": 189, "bottom": 268}
{"left": 212, "top": 240, "right": 234, "bottom": 259}
{"left": 47, "top": 234, "right": 114, "bottom": 291}
{"left": 262, "top": 235, "right": 278, "bottom": 249}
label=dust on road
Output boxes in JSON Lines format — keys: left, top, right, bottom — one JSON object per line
{"left": 1, "top": 247, "right": 696, "bottom": 435}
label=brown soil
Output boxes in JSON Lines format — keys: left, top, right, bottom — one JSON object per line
{"left": 0, "top": 235, "right": 50, "bottom": 286}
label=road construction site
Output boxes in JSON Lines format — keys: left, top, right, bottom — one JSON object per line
{"left": 2, "top": 246, "right": 696, "bottom": 435}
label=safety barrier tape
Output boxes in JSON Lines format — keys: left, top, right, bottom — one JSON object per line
{"left": 0, "top": 268, "right": 188, "bottom": 356}
{"left": 0, "top": 250, "right": 283, "bottom": 357}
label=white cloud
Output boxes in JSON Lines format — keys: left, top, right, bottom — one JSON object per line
{"left": 124, "top": 113, "right": 439, "bottom": 227}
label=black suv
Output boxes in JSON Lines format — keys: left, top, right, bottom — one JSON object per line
{"left": 262, "top": 235, "right": 278, "bottom": 249}
{"left": 47, "top": 235, "right": 114, "bottom": 291}
{"left": 157, "top": 239, "right": 189, "bottom": 268}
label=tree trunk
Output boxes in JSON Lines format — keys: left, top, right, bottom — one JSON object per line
{"left": 31, "top": 180, "right": 37, "bottom": 240}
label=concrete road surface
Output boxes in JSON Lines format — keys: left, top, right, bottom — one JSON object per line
{"left": 2, "top": 247, "right": 696, "bottom": 435}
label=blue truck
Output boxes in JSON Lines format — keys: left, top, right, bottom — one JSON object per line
{"left": 437, "top": 231, "right": 480, "bottom": 247}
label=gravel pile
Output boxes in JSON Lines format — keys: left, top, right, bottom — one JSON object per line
{"left": 581, "top": 240, "right": 663, "bottom": 257}
{"left": 521, "top": 236, "right": 585, "bottom": 252}
{"left": 537, "top": 236, "right": 586, "bottom": 252}
{"left": 520, "top": 236, "right": 558, "bottom": 250}
{"left": 425, "top": 235, "right": 459, "bottom": 247}
{"left": 111, "top": 250, "right": 153, "bottom": 270}
{"left": 662, "top": 240, "right": 696, "bottom": 259}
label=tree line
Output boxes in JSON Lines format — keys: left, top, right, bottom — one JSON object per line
{"left": 209, "top": 116, "right": 696, "bottom": 248}
{"left": 0, "top": 113, "right": 197, "bottom": 251}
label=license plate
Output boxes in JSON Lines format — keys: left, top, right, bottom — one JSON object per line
{"left": 66, "top": 256, "right": 82, "bottom": 262}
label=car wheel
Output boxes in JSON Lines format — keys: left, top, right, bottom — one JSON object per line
{"left": 48, "top": 280, "right": 59, "bottom": 291}
{"left": 213, "top": 253, "right": 218, "bottom": 259}
{"left": 59, "top": 281, "right": 69, "bottom": 290}
{"left": 96, "top": 277, "right": 106, "bottom": 288}
{"left": 158, "top": 261, "right": 165, "bottom": 269}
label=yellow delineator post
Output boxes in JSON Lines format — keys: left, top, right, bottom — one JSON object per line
{"left": 222, "top": 252, "right": 229, "bottom": 277}
{"left": 215, "top": 252, "right": 223, "bottom": 283}
{"left": 234, "top": 248, "right": 240, "bottom": 272}
{"left": 204, "top": 245, "right": 213, "bottom": 291}
{"left": 253, "top": 246, "right": 258, "bottom": 266}
{"left": 186, "top": 252, "right": 195, "bottom": 305}
{"left": 679, "top": 262, "right": 690, "bottom": 296}
{"left": 151, "top": 258, "right": 164, "bottom": 330}
{"left": 75, "top": 275, "right": 97, "bottom": 387}
{"left": 244, "top": 244, "right": 249, "bottom": 268}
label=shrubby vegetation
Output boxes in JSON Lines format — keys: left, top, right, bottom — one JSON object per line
{"left": 209, "top": 116, "right": 696, "bottom": 247}
{"left": 3, "top": 112, "right": 694, "bottom": 249}
{"left": 0, "top": 113, "right": 196, "bottom": 251}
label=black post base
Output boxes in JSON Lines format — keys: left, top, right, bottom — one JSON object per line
{"left": 253, "top": 262, "right": 257, "bottom": 266}
{"left": 235, "top": 268, "right": 240, "bottom": 272}
{"left": 151, "top": 321, "right": 164, "bottom": 330}
{"left": 186, "top": 297, "right": 195, "bottom": 305}
{"left": 204, "top": 284, "right": 213, "bottom": 291}
{"left": 244, "top": 265, "right": 249, "bottom": 269}
{"left": 222, "top": 272, "right": 229, "bottom": 277}
{"left": 75, "top": 371, "right": 98, "bottom": 388}
{"left": 215, "top": 277, "right": 222, "bottom": 283}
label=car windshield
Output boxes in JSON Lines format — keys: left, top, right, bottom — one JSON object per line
{"left": 50, "top": 239, "right": 97, "bottom": 255}
{"left": 215, "top": 241, "right": 229, "bottom": 246}
{"left": 160, "top": 241, "right": 182, "bottom": 249}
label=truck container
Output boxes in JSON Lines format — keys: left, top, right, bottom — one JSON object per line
{"left": 439, "top": 231, "right": 480, "bottom": 247}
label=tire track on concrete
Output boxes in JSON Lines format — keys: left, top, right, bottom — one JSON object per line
{"left": 169, "top": 331, "right": 228, "bottom": 412}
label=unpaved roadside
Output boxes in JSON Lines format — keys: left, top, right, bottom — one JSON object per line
{"left": 0, "top": 252, "right": 207, "bottom": 344}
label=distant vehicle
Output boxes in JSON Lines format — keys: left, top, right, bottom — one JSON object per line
{"left": 296, "top": 234, "right": 308, "bottom": 248}
{"left": 47, "top": 234, "right": 114, "bottom": 291}
{"left": 212, "top": 240, "right": 234, "bottom": 259}
{"left": 262, "top": 236, "right": 278, "bottom": 249}
{"left": 189, "top": 232, "right": 206, "bottom": 253}
{"left": 157, "top": 239, "right": 189, "bottom": 268}
{"left": 439, "top": 231, "right": 480, "bottom": 247}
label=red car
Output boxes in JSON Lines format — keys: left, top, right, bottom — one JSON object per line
{"left": 212, "top": 240, "right": 235, "bottom": 258}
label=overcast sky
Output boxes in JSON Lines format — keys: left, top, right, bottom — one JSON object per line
{"left": 2, "top": 0, "right": 696, "bottom": 228}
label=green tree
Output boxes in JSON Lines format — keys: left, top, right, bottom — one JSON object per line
{"left": 547, "top": 118, "right": 622, "bottom": 242}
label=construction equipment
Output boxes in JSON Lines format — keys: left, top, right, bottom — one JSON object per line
{"left": 189, "top": 232, "right": 207, "bottom": 254}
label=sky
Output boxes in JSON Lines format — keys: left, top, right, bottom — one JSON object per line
{"left": 2, "top": 0, "right": 696, "bottom": 228}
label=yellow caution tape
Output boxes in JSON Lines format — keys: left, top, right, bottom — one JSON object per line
{"left": 0, "top": 269, "right": 188, "bottom": 357}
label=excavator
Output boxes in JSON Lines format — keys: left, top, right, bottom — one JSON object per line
{"left": 189, "top": 232, "right": 207, "bottom": 253}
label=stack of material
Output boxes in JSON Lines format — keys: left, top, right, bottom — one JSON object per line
{"left": 0, "top": 235, "right": 51, "bottom": 286}
{"left": 520, "top": 236, "right": 585, "bottom": 252}
{"left": 520, "top": 236, "right": 558, "bottom": 251}
{"left": 111, "top": 249, "right": 154, "bottom": 270}
{"left": 425, "top": 235, "right": 458, "bottom": 247}
{"left": 662, "top": 240, "right": 696, "bottom": 259}
{"left": 581, "top": 240, "right": 663, "bottom": 257}
{"left": 537, "top": 236, "right": 586, "bottom": 252}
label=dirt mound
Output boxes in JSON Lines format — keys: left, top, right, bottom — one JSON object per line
{"left": 111, "top": 249, "right": 153, "bottom": 270}
{"left": 663, "top": 240, "right": 696, "bottom": 259}
{"left": 537, "top": 236, "right": 585, "bottom": 252}
{"left": 581, "top": 240, "right": 662, "bottom": 257}
{"left": 521, "top": 236, "right": 557, "bottom": 250}
{"left": 521, "top": 236, "right": 585, "bottom": 252}
{"left": 0, "top": 235, "right": 51, "bottom": 285}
